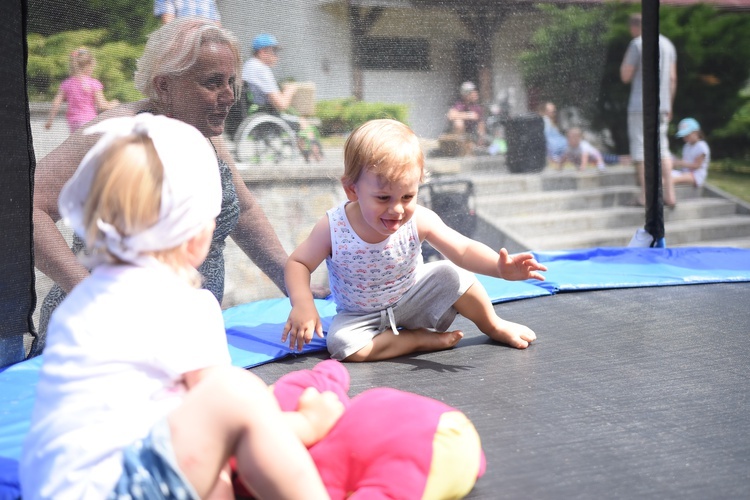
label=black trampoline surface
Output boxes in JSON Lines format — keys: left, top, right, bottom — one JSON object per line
{"left": 250, "top": 282, "right": 750, "bottom": 499}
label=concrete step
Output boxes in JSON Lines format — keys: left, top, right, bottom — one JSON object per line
{"left": 478, "top": 185, "right": 640, "bottom": 216}
{"left": 470, "top": 167, "right": 706, "bottom": 200}
{"left": 476, "top": 181, "right": 714, "bottom": 217}
{"left": 671, "top": 237, "right": 750, "bottom": 249}
{"left": 470, "top": 166, "right": 638, "bottom": 196}
{"left": 524, "top": 215, "right": 750, "bottom": 250}
{"left": 492, "top": 198, "right": 738, "bottom": 236}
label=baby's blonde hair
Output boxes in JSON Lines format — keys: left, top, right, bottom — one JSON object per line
{"left": 342, "top": 119, "right": 424, "bottom": 186}
{"left": 83, "top": 135, "right": 201, "bottom": 285}
{"left": 70, "top": 47, "right": 95, "bottom": 76}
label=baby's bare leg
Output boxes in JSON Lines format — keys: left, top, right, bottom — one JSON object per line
{"left": 204, "top": 464, "right": 233, "bottom": 500}
{"left": 168, "top": 366, "right": 328, "bottom": 499}
{"left": 454, "top": 282, "right": 536, "bottom": 349}
{"left": 345, "top": 328, "right": 464, "bottom": 362}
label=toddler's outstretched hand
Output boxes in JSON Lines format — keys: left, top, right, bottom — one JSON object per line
{"left": 497, "top": 248, "right": 547, "bottom": 281}
{"left": 283, "top": 303, "right": 324, "bottom": 352}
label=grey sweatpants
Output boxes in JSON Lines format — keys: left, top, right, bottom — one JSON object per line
{"left": 326, "top": 261, "right": 476, "bottom": 360}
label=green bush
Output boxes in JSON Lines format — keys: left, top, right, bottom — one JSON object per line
{"left": 520, "top": 5, "right": 611, "bottom": 123}
{"left": 712, "top": 84, "right": 750, "bottom": 159}
{"left": 316, "top": 98, "right": 409, "bottom": 136}
{"left": 27, "top": 29, "right": 145, "bottom": 103}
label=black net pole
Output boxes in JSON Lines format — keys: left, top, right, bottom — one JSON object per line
{"left": 642, "top": 0, "right": 665, "bottom": 245}
{"left": 0, "top": 0, "right": 36, "bottom": 368}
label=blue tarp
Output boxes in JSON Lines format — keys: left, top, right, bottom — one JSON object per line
{"left": 2, "top": 247, "right": 749, "bottom": 496}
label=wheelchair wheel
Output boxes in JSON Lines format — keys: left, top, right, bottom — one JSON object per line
{"left": 233, "top": 114, "right": 298, "bottom": 164}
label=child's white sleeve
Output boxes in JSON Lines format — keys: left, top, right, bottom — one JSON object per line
{"left": 157, "top": 289, "right": 232, "bottom": 378}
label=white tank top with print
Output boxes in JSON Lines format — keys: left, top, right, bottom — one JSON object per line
{"left": 326, "top": 202, "right": 422, "bottom": 313}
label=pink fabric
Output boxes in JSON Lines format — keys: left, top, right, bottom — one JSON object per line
{"left": 271, "top": 360, "right": 486, "bottom": 499}
{"left": 60, "top": 76, "right": 103, "bottom": 132}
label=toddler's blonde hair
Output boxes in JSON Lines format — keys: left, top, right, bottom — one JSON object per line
{"left": 83, "top": 135, "right": 201, "bottom": 285}
{"left": 342, "top": 119, "right": 424, "bottom": 186}
{"left": 70, "top": 47, "right": 95, "bottom": 76}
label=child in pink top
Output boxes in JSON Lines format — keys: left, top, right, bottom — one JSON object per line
{"left": 45, "top": 47, "right": 119, "bottom": 133}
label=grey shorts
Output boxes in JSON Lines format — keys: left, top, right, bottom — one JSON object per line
{"left": 108, "top": 418, "right": 199, "bottom": 500}
{"left": 327, "top": 261, "right": 476, "bottom": 360}
{"left": 628, "top": 111, "right": 672, "bottom": 162}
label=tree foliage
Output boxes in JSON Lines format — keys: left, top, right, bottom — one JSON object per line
{"left": 663, "top": 5, "right": 750, "bottom": 158}
{"left": 519, "top": 5, "right": 612, "bottom": 122}
{"left": 26, "top": 0, "right": 159, "bottom": 103}
{"left": 28, "top": 0, "right": 158, "bottom": 42}
{"left": 520, "top": 2, "right": 750, "bottom": 158}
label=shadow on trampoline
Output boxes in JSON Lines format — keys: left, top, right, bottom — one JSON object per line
{"left": 252, "top": 282, "right": 750, "bottom": 499}
{"left": 386, "top": 357, "right": 476, "bottom": 374}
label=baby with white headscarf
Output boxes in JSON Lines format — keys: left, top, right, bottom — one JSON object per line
{"left": 21, "top": 114, "right": 341, "bottom": 499}
{"left": 58, "top": 113, "right": 221, "bottom": 274}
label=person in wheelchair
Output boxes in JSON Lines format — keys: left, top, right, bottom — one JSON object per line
{"left": 229, "top": 33, "right": 322, "bottom": 163}
{"left": 241, "top": 34, "right": 298, "bottom": 116}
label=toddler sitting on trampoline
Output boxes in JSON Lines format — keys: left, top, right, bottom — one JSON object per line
{"left": 283, "top": 118, "right": 547, "bottom": 361}
{"left": 20, "top": 114, "right": 342, "bottom": 499}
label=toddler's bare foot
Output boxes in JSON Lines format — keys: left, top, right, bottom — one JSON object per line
{"left": 437, "top": 329, "right": 464, "bottom": 350}
{"left": 410, "top": 327, "right": 464, "bottom": 352}
{"left": 348, "top": 328, "right": 464, "bottom": 361}
{"left": 487, "top": 320, "right": 535, "bottom": 349}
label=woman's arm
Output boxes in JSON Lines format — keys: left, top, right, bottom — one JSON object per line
{"left": 34, "top": 102, "right": 142, "bottom": 292}
{"left": 212, "top": 136, "right": 289, "bottom": 294}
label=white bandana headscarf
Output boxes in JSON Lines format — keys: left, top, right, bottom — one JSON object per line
{"left": 58, "top": 113, "right": 222, "bottom": 265}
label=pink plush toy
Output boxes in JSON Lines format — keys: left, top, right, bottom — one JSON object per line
{"left": 235, "top": 359, "right": 486, "bottom": 499}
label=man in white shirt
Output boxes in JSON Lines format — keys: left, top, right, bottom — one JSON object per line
{"left": 620, "top": 13, "right": 677, "bottom": 207}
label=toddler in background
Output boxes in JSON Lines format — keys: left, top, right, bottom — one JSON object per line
{"left": 45, "top": 47, "right": 119, "bottom": 133}
{"left": 557, "top": 126, "right": 606, "bottom": 171}
{"left": 21, "top": 114, "right": 341, "bottom": 499}
{"left": 283, "top": 118, "right": 547, "bottom": 362}
{"left": 672, "top": 118, "right": 710, "bottom": 188}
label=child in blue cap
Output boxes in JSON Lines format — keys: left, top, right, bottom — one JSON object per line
{"left": 672, "top": 118, "right": 710, "bottom": 188}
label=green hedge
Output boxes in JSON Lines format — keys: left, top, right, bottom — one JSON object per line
{"left": 711, "top": 159, "right": 750, "bottom": 175}
{"left": 316, "top": 98, "right": 409, "bottom": 136}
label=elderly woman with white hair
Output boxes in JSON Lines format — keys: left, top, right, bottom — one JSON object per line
{"left": 33, "top": 18, "right": 300, "bottom": 354}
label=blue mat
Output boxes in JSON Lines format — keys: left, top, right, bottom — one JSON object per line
{"left": 224, "top": 298, "right": 337, "bottom": 369}
{"left": 2, "top": 246, "right": 749, "bottom": 496}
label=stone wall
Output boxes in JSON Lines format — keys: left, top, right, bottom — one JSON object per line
{"left": 223, "top": 165, "right": 348, "bottom": 307}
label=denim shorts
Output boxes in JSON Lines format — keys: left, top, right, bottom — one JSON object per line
{"left": 108, "top": 418, "right": 199, "bottom": 500}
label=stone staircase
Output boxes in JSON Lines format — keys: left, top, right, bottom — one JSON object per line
{"left": 460, "top": 165, "right": 750, "bottom": 251}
